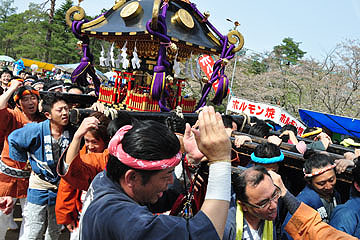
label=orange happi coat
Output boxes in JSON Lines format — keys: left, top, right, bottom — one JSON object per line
{"left": 55, "top": 147, "right": 108, "bottom": 225}
{"left": 0, "top": 107, "right": 45, "bottom": 198}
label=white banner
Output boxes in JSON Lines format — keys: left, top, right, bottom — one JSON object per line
{"left": 227, "top": 96, "right": 306, "bottom": 136}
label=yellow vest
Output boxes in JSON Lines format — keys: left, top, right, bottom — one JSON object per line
{"left": 236, "top": 202, "right": 273, "bottom": 240}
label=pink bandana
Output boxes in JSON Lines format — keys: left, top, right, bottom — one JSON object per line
{"left": 108, "top": 125, "right": 182, "bottom": 170}
{"left": 303, "top": 164, "right": 336, "bottom": 178}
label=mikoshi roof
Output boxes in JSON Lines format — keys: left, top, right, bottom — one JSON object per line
{"left": 66, "top": 0, "right": 229, "bottom": 61}
{"left": 299, "top": 108, "right": 360, "bottom": 138}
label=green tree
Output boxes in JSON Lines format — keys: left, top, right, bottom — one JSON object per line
{"left": 0, "top": 3, "right": 47, "bottom": 58}
{"left": 273, "top": 37, "right": 306, "bottom": 66}
{"left": 0, "top": 0, "right": 16, "bottom": 23}
{"left": 0, "top": 0, "right": 103, "bottom": 64}
{"left": 241, "top": 53, "right": 268, "bottom": 75}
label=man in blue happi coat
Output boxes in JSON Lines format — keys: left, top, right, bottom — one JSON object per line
{"left": 330, "top": 160, "right": 360, "bottom": 238}
{"left": 8, "top": 92, "right": 73, "bottom": 239}
{"left": 78, "top": 106, "right": 232, "bottom": 240}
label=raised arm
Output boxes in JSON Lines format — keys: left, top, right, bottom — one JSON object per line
{"left": 192, "top": 106, "right": 231, "bottom": 239}
{"left": 0, "top": 79, "right": 22, "bottom": 110}
{"left": 280, "top": 130, "right": 299, "bottom": 145}
{"left": 315, "top": 132, "right": 332, "bottom": 150}
{"left": 65, "top": 116, "right": 100, "bottom": 164}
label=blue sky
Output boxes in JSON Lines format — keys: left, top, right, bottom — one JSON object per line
{"left": 14, "top": 0, "right": 360, "bottom": 61}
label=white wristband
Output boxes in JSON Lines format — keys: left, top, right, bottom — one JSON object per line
{"left": 205, "top": 161, "right": 231, "bottom": 202}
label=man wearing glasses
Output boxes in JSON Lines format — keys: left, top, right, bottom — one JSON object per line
{"left": 224, "top": 166, "right": 356, "bottom": 240}
{"left": 224, "top": 165, "right": 282, "bottom": 239}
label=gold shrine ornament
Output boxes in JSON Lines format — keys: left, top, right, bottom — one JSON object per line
{"left": 65, "top": 6, "right": 85, "bottom": 27}
{"left": 120, "top": 1, "right": 143, "bottom": 20}
{"left": 171, "top": 9, "right": 194, "bottom": 30}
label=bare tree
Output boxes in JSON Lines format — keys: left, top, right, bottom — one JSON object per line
{"left": 41, "top": 0, "right": 56, "bottom": 62}
{"left": 228, "top": 39, "right": 360, "bottom": 118}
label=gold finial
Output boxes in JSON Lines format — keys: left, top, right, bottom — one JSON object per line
{"left": 225, "top": 19, "right": 244, "bottom": 53}
{"left": 65, "top": 6, "right": 85, "bottom": 27}
{"left": 226, "top": 18, "right": 240, "bottom": 30}
{"left": 202, "top": 11, "right": 210, "bottom": 22}
{"left": 234, "top": 21, "right": 240, "bottom": 29}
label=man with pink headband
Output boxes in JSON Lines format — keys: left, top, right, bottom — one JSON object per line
{"left": 76, "top": 106, "right": 232, "bottom": 240}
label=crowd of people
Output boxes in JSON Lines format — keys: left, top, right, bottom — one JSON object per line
{"left": 0, "top": 66, "right": 359, "bottom": 240}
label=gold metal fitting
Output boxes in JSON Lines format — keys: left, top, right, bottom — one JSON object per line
{"left": 171, "top": 9, "right": 194, "bottom": 30}
{"left": 120, "top": 1, "right": 143, "bottom": 21}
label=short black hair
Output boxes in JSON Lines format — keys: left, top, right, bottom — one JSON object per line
{"left": 41, "top": 92, "right": 68, "bottom": 114}
{"left": 106, "top": 111, "right": 133, "bottom": 138}
{"left": 233, "top": 165, "right": 270, "bottom": 202}
{"left": 106, "top": 120, "right": 180, "bottom": 184}
{"left": 233, "top": 115, "right": 251, "bottom": 133}
{"left": 25, "top": 75, "right": 39, "bottom": 81}
{"left": 280, "top": 124, "right": 298, "bottom": 142}
{"left": 249, "top": 122, "right": 271, "bottom": 138}
{"left": 303, "top": 149, "right": 316, "bottom": 160}
{"left": 67, "top": 85, "right": 85, "bottom": 94}
{"left": 303, "top": 153, "right": 334, "bottom": 178}
{"left": 280, "top": 124, "right": 298, "bottom": 135}
{"left": 88, "top": 111, "right": 111, "bottom": 146}
{"left": 121, "top": 120, "right": 180, "bottom": 160}
{"left": 0, "top": 70, "right": 13, "bottom": 78}
{"left": 253, "top": 142, "right": 281, "bottom": 158}
{"left": 43, "top": 80, "right": 64, "bottom": 91}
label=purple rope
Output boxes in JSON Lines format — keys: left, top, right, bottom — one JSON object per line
{"left": 220, "top": 37, "right": 228, "bottom": 58}
{"left": 195, "top": 41, "right": 236, "bottom": 110}
{"left": 190, "top": 3, "right": 224, "bottom": 39}
{"left": 159, "top": 89, "right": 170, "bottom": 112}
{"left": 70, "top": 19, "right": 101, "bottom": 96}
{"left": 146, "top": 1, "right": 172, "bottom": 111}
